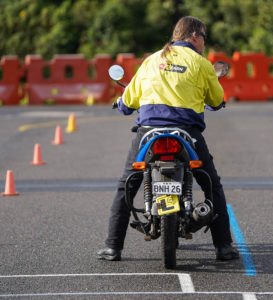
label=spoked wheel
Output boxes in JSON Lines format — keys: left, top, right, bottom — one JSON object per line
{"left": 161, "top": 213, "right": 177, "bottom": 269}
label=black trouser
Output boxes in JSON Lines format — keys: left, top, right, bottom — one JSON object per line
{"left": 105, "top": 126, "right": 233, "bottom": 250}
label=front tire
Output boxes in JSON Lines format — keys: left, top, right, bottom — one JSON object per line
{"left": 161, "top": 213, "right": 177, "bottom": 269}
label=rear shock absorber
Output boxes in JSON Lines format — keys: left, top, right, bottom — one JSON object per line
{"left": 143, "top": 168, "right": 152, "bottom": 217}
{"left": 182, "top": 168, "right": 193, "bottom": 214}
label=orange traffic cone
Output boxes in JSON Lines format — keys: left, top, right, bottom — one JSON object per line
{"left": 1, "top": 170, "right": 19, "bottom": 196}
{"left": 30, "top": 144, "right": 45, "bottom": 165}
{"left": 52, "top": 126, "right": 64, "bottom": 145}
{"left": 65, "top": 113, "right": 77, "bottom": 133}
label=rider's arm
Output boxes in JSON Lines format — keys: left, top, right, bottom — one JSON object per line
{"left": 201, "top": 59, "right": 225, "bottom": 110}
{"left": 117, "top": 66, "right": 143, "bottom": 115}
{"left": 117, "top": 97, "right": 135, "bottom": 115}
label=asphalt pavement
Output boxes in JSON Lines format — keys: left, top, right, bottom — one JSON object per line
{"left": 0, "top": 103, "right": 273, "bottom": 299}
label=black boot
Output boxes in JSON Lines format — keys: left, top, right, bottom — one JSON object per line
{"left": 97, "top": 247, "right": 122, "bottom": 261}
{"left": 215, "top": 244, "right": 239, "bottom": 260}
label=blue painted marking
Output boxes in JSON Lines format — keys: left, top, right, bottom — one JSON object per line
{"left": 227, "top": 204, "right": 257, "bottom": 276}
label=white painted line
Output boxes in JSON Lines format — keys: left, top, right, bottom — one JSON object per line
{"left": 0, "top": 273, "right": 270, "bottom": 299}
{"left": 0, "top": 272, "right": 184, "bottom": 278}
{"left": 0, "top": 291, "right": 273, "bottom": 298}
{"left": 243, "top": 293, "right": 257, "bottom": 300}
{"left": 178, "top": 274, "right": 195, "bottom": 292}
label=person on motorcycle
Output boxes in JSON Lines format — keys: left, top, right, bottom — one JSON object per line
{"left": 97, "top": 16, "right": 239, "bottom": 261}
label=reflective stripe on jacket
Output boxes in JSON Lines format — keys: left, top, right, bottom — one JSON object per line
{"left": 118, "top": 41, "right": 224, "bottom": 131}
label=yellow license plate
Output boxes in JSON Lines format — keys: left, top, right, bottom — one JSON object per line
{"left": 156, "top": 195, "right": 180, "bottom": 215}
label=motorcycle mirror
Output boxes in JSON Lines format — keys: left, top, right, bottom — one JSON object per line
{"left": 108, "top": 65, "right": 125, "bottom": 81}
{"left": 213, "top": 61, "right": 229, "bottom": 78}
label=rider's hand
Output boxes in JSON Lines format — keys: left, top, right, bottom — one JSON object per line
{"left": 112, "top": 97, "right": 122, "bottom": 109}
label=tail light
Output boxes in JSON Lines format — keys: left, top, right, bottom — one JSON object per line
{"left": 152, "top": 137, "right": 181, "bottom": 154}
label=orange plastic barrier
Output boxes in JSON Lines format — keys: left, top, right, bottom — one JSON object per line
{"left": 24, "top": 54, "right": 113, "bottom": 104}
{"left": 1, "top": 52, "right": 273, "bottom": 105}
{"left": 208, "top": 52, "right": 273, "bottom": 101}
{"left": 0, "top": 56, "right": 24, "bottom": 105}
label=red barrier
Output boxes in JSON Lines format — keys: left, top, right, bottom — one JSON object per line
{"left": 208, "top": 52, "right": 273, "bottom": 101}
{"left": 24, "top": 54, "right": 113, "bottom": 104}
{"left": 1, "top": 52, "right": 273, "bottom": 105}
{"left": 0, "top": 56, "right": 23, "bottom": 105}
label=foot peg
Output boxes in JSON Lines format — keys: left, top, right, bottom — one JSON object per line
{"left": 130, "top": 220, "right": 150, "bottom": 234}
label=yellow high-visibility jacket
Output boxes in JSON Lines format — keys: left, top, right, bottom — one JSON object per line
{"left": 118, "top": 41, "right": 224, "bottom": 131}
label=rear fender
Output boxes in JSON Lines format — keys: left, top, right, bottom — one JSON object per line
{"left": 151, "top": 161, "right": 184, "bottom": 183}
{"left": 136, "top": 134, "right": 198, "bottom": 163}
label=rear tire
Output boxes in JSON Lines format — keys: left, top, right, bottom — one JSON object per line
{"left": 161, "top": 213, "right": 177, "bottom": 269}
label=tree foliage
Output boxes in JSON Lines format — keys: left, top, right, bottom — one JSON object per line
{"left": 0, "top": 0, "right": 272, "bottom": 60}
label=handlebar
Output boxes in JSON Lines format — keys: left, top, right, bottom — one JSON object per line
{"left": 116, "top": 81, "right": 126, "bottom": 88}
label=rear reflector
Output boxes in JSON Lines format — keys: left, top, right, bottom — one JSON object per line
{"left": 160, "top": 155, "right": 175, "bottom": 161}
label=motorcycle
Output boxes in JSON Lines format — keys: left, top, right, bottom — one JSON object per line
{"left": 108, "top": 61, "right": 229, "bottom": 269}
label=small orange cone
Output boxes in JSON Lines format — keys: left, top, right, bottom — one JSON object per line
{"left": 30, "top": 144, "right": 45, "bottom": 165}
{"left": 65, "top": 113, "right": 77, "bottom": 133}
{"left": 1, "top": 170, "right": 19, "bottom": 196}
{"left": 52, "top": 126, "right": 64, "bottom": 145}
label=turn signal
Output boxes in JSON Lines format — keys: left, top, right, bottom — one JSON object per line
{"left": 189, "top": 160, "right": 202, "bottom": 168}
{"left": 132, "top": 161, "right": 146, "bottom": 170}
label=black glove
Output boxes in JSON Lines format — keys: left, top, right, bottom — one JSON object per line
{"left": 112, "top": 102, "right": 118, "bottom": 109}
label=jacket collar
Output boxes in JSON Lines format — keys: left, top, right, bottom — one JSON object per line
{"left": 172, "top": 41, "right": 199, "bottom": 54}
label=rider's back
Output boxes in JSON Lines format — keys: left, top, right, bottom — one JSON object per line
{"left": 120, "top": 43, "right": 224, "bottom": 130}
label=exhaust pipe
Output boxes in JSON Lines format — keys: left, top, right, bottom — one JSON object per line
{"left": 190, "top": 200, "right": 213, "bottom": 232}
